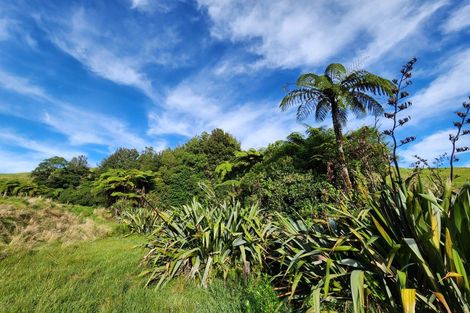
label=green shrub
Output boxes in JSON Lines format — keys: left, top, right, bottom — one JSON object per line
{"left": 94, "top": 169, "right": 155, "bottom": 206}
{"left": 272, "top": 178, "right": 470, "bottom": 311}
{"left": 120, "top": 206, "right": 158, "bottom": 234}
{"left": 57, "top": 181, "right": 106, "bottom": 206}
{"left": 143, "top": 195, "right": 275, "bottom": 288}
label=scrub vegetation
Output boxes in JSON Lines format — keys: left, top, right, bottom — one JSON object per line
{"left": 1, "top": 60, "right": 470, "bottom": 312}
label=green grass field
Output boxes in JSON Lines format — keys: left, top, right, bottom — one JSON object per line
{"left": 0, "top": 172, "right": 31, "bottom": 182}
{"left": 0, "top": 198, "right": 286, "bottom": 313}
{"left": 400, "top": 167, "right": 470, "bottom": 188}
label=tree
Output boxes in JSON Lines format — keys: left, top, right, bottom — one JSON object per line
{"left": 67, "top": 155, "right": 90, "bottom": 180}
{"left": 280, "top": 63, "right": 393, "bottom": 190}
{"left": 99, "top": 147, "right": 139, "bottom": 171}
{"left": 94, "top": 169, "right": 155, "bottom": 206}
{"left": 138, "top": 147, "right": 161, "bottom": 172}
{"left": 31, "top": 156, "right": 69, "bottom": 188}
{"left": 185, "top": 128, "right": 241, "bottom": 174}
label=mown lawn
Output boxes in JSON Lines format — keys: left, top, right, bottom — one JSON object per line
{"left": 0, "top": 201, "right": 285, "bottom": 313}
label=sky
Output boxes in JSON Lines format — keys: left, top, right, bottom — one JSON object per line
{"left": 0, "top": 0, "right": 469, "bottom": 172}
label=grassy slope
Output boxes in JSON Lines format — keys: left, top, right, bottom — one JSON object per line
{"left": 401, "top": 167, "right": 470, "bottom": 187}
{"left": 0, "top": 173, "right": 31, "bottom": 181}
{"left": 0, "top": 199, "right": 285, "bottom": 313}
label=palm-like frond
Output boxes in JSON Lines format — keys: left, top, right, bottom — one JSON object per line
{"left": 297, "top": 101, "right": 317, "bottom": 121}
{"left": 280, "top": 88, "right": 323, "bottom": 111}
{"left": 352, "top": 92, "right": 384, "bottom": 117}
{"left": 281, "top": 63, "right": 390, "bottom": 128}
{"left": 325, "top": 63, "right": 347, "bottom": 83}
{"left": 342, "top": 70, "right": 393, "bottom": 96}
{"left": 296, "top": 73, "right": 321, "bottom": 87}
{"left": 286, "top": 132, "right": 305, "bottom": 145}
{"left": 314, "top": 98, "right": 331, "bottom": 122}
{"left": 338, "top": 108, "right": 348, "bottom": 126}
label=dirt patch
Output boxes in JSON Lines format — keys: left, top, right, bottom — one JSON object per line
{"left": 0, "top": 203, "right": 111, "bottom": 247}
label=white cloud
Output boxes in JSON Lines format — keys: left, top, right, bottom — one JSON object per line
{"left": 442, "top": 2, "right": 470, "bottom": 34}
{"left": 400, "top": 128, "right": 470, "bottom": 166}
{"left": 42, "top": 9, "right": 156, "bottom": 100}
{"left": 130, "top": 0, "right": 174, "bottom": 12}
{"left": 0, "top": 130, "right": 84, "bottom": 159}
{"left": 34, "top": 7, "right": 184, "bottom": 102}
{"left": 147, "top": 71, "right": 301, "bottom": 149}
{"left": 0, "top": 69, "right": 50, "bottom": 100}
{"left": 130, "top": 0, "right": 150, "bottom": 9}
{"left": 197, "top": 0, "right": 446, "bottom": 69}
{"left": 0, "top": 151, "right": 42, "bottom": 173}
{"left": 0, "top": 69, "right": 152, "bottom": 151}
{"left": 409, "top": 48, "right": 470, "bottom": 124}
{"left": 41, "top": 105, "right": 150, "bottom": 150}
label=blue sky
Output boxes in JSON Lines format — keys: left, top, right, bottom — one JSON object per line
{"left": 0, "top": 0, "right": 469, "bottom": 172}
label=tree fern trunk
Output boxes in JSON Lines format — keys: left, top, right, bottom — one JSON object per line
{"left": 331, "top": 102, "right": 352, "bottom": 190}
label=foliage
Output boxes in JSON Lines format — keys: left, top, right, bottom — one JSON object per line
{"left": 344, "top": 126, "right": 389, "bottom": 185}
{"left": 216, "top": 149, "right": 263, "bottom": 182}
{"left": 242, "top": 161, "right": 338, "bottom": 220}
{"left": 143, "top": 192, "right": 275, "bottom": 288}
{"left": 215, "top": 127, "right": 383, "bottom": 220}
{"left": 272, "top": 178, "right": 470, "bottom": 311}
{"left": 137, "top": 146, "right": 161, "bottom": 171}
{"left": 280, "top": 63, "right": 393, "bottom": 189}
{"left": 119, "top": 205, "right": 159, "bottom": 234}
{"left": 31, "top": 155, "right": 90, "bottom": 192}
{"left": 185, "top": 128, "right": 241, "bottom": 175}
{"left": 98, "top": 147, "right": 140, "bottom": 172}
{"left": 94, "top": 169, "right": 155, "bottom": 207}
{"left": 57, "top": 180, "right": 106, "bottom": 206}
{"left": 0, "top": 179, "right": 44, "bottom": 197}
{"left": 335, "top": 180, "right": 470, "bottom": 312}
{"left": 153, "top": 147, "right": 209, "bottom": 208}
{"left": 448, "top": 96, "right": 470, "bottom": 181}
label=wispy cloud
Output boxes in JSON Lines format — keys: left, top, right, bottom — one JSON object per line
{"left": 147, "top": 69, "right": 301, "bottom": 149}
{"left": 0, "top": 69, "right": 49, "bottom": 100}
{"left": 34, "top": 7, "right": 184, "bottom": 102}
{"left": 400, "top": 128, "right": 470, "bottom": 166}
{"left": 0, "top": 18, "right": 11, "bottom": 40}
{"left": 408, "top": 48, "right": 470, "bottom": 124}
{"left": 442, "top": 2, "right": 470, "bottom": 34}
{"left": 0, "top": 69, "right": 154, "bottom": 151}
{"left": 39, "top": 9, "right": 156, "bottom": 100}
{"left": 129, "top": 0, "right": 175, "bottom": 13}
{"left": 0, "top": 129, "right": 84, "bottom": 159}
{"left": 197, "top": 0, "right": 446, "bottom": 69}
{"left": 0, "top": 151, "right": 43, "bottom": 173}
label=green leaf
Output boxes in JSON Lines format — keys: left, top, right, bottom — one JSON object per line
{"left": 350, "top": 270, "right": 365, "bottom": 313}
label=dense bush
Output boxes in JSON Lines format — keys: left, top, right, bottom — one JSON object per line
{"left": 269, "top": 178, "right": 470, "bottom": 312}
{"left": 143, "top": 193, "right": 274, "bottom": 288}
{"left": 241, "top": 164, "right": 338, "bottom": 219}
{"left": 57, "top": 180, "right": 106, "bottom": 206}
{"left": 31, "top": 156, "right": 90, "bottom": 190}
{"left": 94, "top": 169, "right": 155, "bottom": 207}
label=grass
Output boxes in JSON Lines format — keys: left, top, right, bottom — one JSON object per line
{"left": 400, "top": 167, "right": 470, "bottom": 188}
{"left": 0, "top": 197, "right": 286, "bottom": 313}
{"left": 0, "top": 172, "right": 31, "bottom": 182}
{"left": 0, "top": 236, "right": 285, "bottom": 313}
